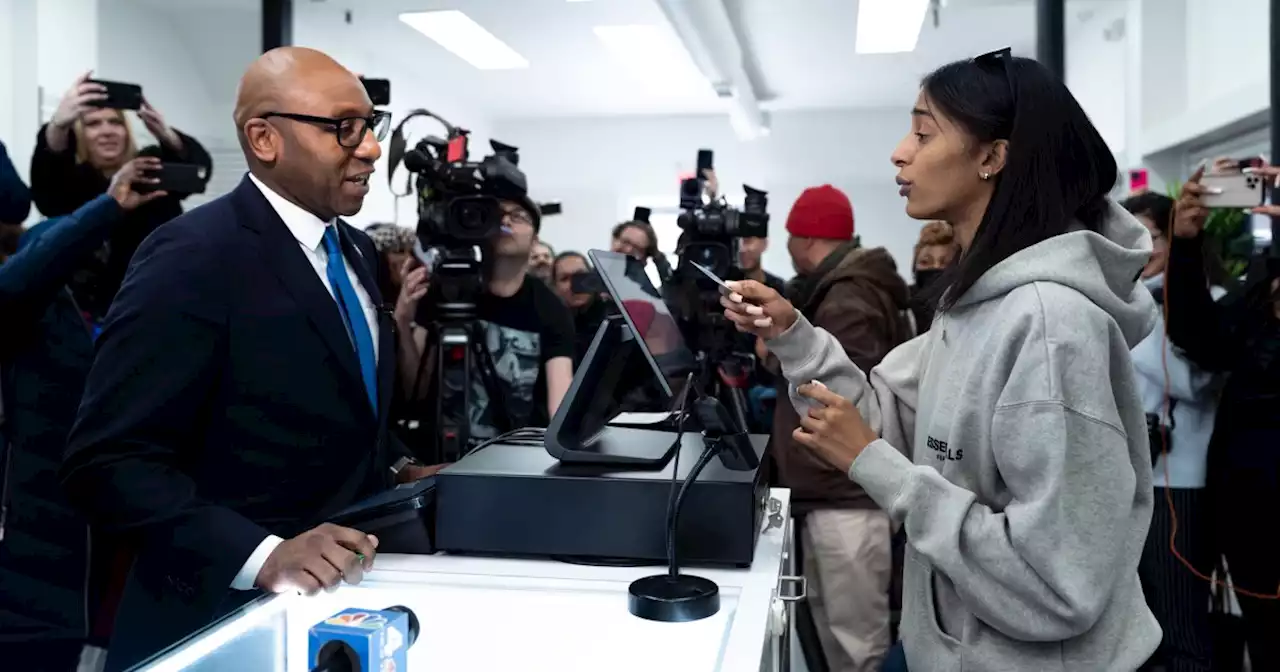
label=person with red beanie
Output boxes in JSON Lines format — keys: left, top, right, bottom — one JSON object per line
{"left": 759, "top": 183, "right": 913, "bottom": 672}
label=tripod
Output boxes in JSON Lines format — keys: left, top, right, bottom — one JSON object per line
{"left": 406, "top": 253, "right": 511, "bottom": 465}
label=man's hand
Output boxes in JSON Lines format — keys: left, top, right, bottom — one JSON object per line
{"left": 138, "top": 99, "right": 183, "bottom": 151}
{"left": 394, "top": 258, "right": 429, "bottom": 328}
{"left": 720, "top": 280, "right": 799, "bottom": 340}
{"left": 255, "top": 523, "right": 378, "bottom": 595}
{"left": 50, "top": 71, "right": 107, "bottom": 129}
{"left": 398, "top": 463, "right": 451, "bottom": 483}
{"left": 108, "top": 158, "right": 167, "bottom": 210}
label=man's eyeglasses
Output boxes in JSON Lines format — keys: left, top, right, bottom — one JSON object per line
{"left": 260, "top": 111, "right": 392, "bottom": 148}
{"left": 502, "top": 205, "right": 533, "bottom": 227}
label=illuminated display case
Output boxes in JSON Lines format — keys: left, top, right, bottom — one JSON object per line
{"left": 134, "top": 490, "right": 797, "bottom": 672}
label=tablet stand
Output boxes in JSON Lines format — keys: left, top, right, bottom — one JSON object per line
{"left": 544, "top": 317, "right": 679, "bottom": 467}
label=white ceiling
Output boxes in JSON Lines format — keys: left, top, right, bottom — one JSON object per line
{"left": 143, "top": 0, "right": 1127, "bottom": 121}
{"left": 285, "top": 0, "right": 1048, "bottom": 121}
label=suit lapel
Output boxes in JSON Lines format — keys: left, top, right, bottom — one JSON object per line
{"left": 231, "top": 178, "right": 366, "bottom": 410}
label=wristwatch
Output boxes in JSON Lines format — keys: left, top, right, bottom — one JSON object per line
{"left": 390, "top": 456, "right": 424, "bottom": 477}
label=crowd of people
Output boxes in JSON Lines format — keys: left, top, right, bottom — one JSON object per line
{"left": 0, "top": 43, "right": 1276, "bottom": 672}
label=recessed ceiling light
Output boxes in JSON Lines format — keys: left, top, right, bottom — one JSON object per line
{"left": 855, "top": 0, "right": 930, "bottom": 54}
{"left": 593, "top": 24, "right": 707, "bottom": 93}
{"left": 399, "top": 10, "right": 529, "bottom": 70}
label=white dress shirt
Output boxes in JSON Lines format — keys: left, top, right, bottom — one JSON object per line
{"left": 231, "top": 174, "right": 382, "bottom": 591}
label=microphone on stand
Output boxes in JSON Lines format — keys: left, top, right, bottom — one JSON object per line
{"left": 628, "top": 373, "right": 758, "bottom": 622}
{"left": 309, "top": 605, "right": 420, "bottom": 672}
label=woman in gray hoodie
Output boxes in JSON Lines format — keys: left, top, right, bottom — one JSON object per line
{"left": 729, "top": 51, "right": 1161, "bottom": 671}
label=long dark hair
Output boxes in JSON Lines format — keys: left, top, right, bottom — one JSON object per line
{"left": 926, "top": 52, "right": 1118, "bottom": 311}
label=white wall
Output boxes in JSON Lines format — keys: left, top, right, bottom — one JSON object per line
{"left": 38, "top": 0, "right": 99, "bottom": 123}
{"left": 492, "top": 109, "right": 923, "bottom": 277}
{"left": 293, "top": 2, "right": 494, "bottom": 230}
{"left": 96, "top": 0, "right": 259, "bottom": 209}
{"left": 1062, "top": 0, "right": 1270, "bottom": 192}
{"left": 1139, "top": 0, "right": 1270, "bottom": 160}
{"left": 0, "top": 0, "right": 41, "bottom": 195}
{"left": 1066, "top": 1, "right": 1129, "bottom": 158}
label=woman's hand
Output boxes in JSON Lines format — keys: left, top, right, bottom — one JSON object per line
{"left": 108, "top": 158, "right": 167, "bottom": 210}
{"left": 1173, "top": 164, "right": 1214, "bottom": 239}
{"left": 394, "top": 258, "right": 429, "bottom": 328}
{"left": 720, "top": 279, "right": 798, "bottom": 340}
{"left": 50, "top": 71, "right": 107, "bottom": 129}
{"left": 138, "top": 99, "right": 183, "bottom": 151}
{"left": 793, "top": 382, "right": 879, "bottom": 474}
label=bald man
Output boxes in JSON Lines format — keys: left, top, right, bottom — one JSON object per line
{"left": 60, "top": 47, "right": 421, "bottom": 670}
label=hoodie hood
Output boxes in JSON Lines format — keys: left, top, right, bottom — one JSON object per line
{"left": 810, "top": 246, "right": 911, "bottom": 311}
{"left": 953, "top": 201, "right": 1158, "bottom": 347}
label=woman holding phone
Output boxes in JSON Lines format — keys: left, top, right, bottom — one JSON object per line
{"left": 29, "top": 71, "right": 212, "bottom": 325}
{"left": 728, "top": 50, "right": 1160, "bottom": 671}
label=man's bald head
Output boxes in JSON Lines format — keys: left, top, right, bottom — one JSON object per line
{"left": 234, "top": 47, "right": 360, "bottom": 141}
{"left": 234, "top": 46, "right": 381, "bottom": 221}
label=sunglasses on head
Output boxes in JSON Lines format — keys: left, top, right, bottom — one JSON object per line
{"left": 973, "top": 47, "right": 1016, "bottom": 103}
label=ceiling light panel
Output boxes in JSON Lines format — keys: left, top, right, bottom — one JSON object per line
{"left": 399, "top": 10, "right": 529, "bottom": 70}
{"left": 855, "top": 0, "right": 930, "bottom": 54}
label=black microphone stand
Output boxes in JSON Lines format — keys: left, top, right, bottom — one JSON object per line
{"left": 628, "top": 375, "right": 759, "bottom": 622}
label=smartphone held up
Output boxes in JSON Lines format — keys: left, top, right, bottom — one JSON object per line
{"left": 1200, "top": 156, "right": 1273, "bottom": 209}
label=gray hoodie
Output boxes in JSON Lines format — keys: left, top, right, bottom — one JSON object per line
{"left": 768, "top": 202, "right": 1162, "bottom": 671}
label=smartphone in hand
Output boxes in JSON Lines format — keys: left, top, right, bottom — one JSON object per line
{"left": 134, "top": 163, "right": 208, "bottom": 195}
{"left": 87, "top": 80, "right": 143, "bottom": 111}
{"left": 1201, "top": 173, "right": 1268, "bottom": 209}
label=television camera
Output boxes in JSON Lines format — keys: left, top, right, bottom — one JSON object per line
{"left": 668, "top": 150, "right": 771, "bottom": 433}
{"left": 388, "top": 109, "right": 534, "bottom": 462}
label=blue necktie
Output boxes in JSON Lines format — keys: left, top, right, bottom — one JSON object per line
{"left": 322, "top": 226, "right": 378, "bottom": 411}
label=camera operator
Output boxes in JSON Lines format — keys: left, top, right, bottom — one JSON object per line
{"left": 398, "top": 197, "right": 575, "bottom": 444}
{"left": 553, "top": 251, "right": 610, "bottom": 365}
{"left": 1, "top": 158, "right": 164, "bottom": 670}
{"left": 29, "top": 71, "right": 212, "bottom": 325}
{"left": 1169, "top": 161, "right": 1280, "bottom": 670}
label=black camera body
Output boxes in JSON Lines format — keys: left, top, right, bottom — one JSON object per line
{"left": 407, "top": 134, "right": 527, "bottom": 250}
{"left": 676, "top": 179, "right": 769, "bottom": 279}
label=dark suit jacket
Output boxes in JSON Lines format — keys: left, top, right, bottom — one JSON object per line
{"left": 60, "top": 176, "right": 406, "bottom": 670}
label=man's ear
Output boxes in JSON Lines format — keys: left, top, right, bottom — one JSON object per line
{"left": 981, "top": 139, "right": 1009, "bottom": 178}
{"left": 243, "top": 119, "right": 279, "bottom": 164}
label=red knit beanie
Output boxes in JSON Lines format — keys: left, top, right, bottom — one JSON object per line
{"left": 785, "top": 185, "right": 854, "bottom": 241}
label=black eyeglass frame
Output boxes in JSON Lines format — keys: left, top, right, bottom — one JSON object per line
{"left": 259, "top": 110, "right": 392, "bottom": 148}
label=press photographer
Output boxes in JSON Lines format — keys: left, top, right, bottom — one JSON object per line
{"left": 29, "top": 71, "right": 212, "bottom": 325}
{"left": 552, "top": 251, "right": 610, "bottom": 366}
{"left": 388, "top": 114, "right": 573, "bottom": 461}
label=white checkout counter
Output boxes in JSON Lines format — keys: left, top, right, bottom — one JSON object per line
{"left": 134, "top": 489, "right": 800, "bottom": 672}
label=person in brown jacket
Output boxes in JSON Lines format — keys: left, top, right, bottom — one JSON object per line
{"left": 760, "top": 184, "right": 912, "bottom": 672}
